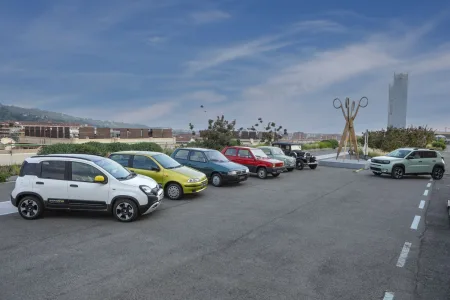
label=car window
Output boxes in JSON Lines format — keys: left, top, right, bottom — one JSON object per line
{"left": 174, "top": 149, "right": 190, "bottom": 160}
{"left": 94, "top": 158, "right": 131, "bottom": 180}
{"left": 409, "top": 151, "right": 422, "bottom": 159}
{"left": 152, "top": 154, "right": 181, "bottom": 169}
{"left": 133, "top": 155, "right": 159, "bottom": 170}
{"left": 41, "top": 161, "right": 66, "bottom": 180}
{"left": 190, "top": 151, "right": 206, "bottom": 162}
{"left": 109, "top": 154, "right": 131, "bottom": 167}
{"left": 238, "top": 149, "right": 252, "bottom": 158}
{"left": 422, "top": 151, "right": 437, "bottom": 158}
{"left": 71, "top": 162, "right": 104, "bottom": 182}
{"left": 224, "top": 148, "right": 237, "bottom": 156}
{"left": 20, "top": 161, "right": 40, "bottom": 177}
{"left": 271, "top": 148, "right": 285, "bottom": 155}
{"left": 261, "top": 148, "right": 271, "bottom": 155}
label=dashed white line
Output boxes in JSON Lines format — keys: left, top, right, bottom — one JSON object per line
{"left": 411, "top": 216, "right": 421, "bottom": 230}
{"left": 423, "top": 190, "right": 429, "bottom": 196}
{"left": 419, "top": 200, "right": 426, "bottom": 209}
{"left": 427, "top": 183, "right": 431, "bottom": 188}
{"left": 383, "top": 291, "right": 395, "bottom": 300}
{"left": 396, "top": 242, "right": 412, "bottom": 267}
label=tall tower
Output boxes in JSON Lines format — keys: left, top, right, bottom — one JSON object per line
{"left": 388, "top": 73, "right": 408, "bottom": 128}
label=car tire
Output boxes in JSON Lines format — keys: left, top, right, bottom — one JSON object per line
{"left": 373, "top": 172, "right": 381, "bottom": 176}
{"left": 287, "top": 168, "right": 294, "bottom": 172}
{"left": 211, "top": 173, "right": 223, "bottom": 187}
{"left": 431, "top": 166, "right": 444, "bottom": 180}
{"left": 296, "top": 161, "right": 304, "bottom": 170}
{"left": 257, "top": 167, "right": 267, "bottom": 179}
{"left": 18, "top": 196, "right": 43, "bottom": 220}
{"left": 272, "top": 173, "right": 280, "bottom": 177}
{"left": 113, "top": 199, "right": 139, "bottom": 222}
{"left": 309, "top": 164, "right": 317, "bottom": 170}
{"left": 391, "top": 166, "right": 404, "bottom": 179}
{"left": 166, "top": 183, "right": 183, "bottom": 200}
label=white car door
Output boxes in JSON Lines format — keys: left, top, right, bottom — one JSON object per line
{"left": 33, "top": 160, "right": 69, "bottom": 208}
{"left": 68, "top": 161, "right": 110, "bottom": 210}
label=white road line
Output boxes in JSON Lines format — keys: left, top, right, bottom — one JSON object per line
{"left": 411, "top": 216, "right": 421, "bottom": 230}
{"left": 419, "top": 200, "right": 426, "bottom": 209}
{"left": 0, "top": 201, "right": 16, "bottom": 216}
{"left": 396, "top": 242, "right": 412, "bottom": 267}
{"left": 423, "top": 190, "right": 429, "bottom": 196}
{"left": 427, "top": 183, "right": 431, "bottom": 188}
{"left": 383, "top": 292, "right": 395, "bottom": 300}
{"left": 430, "top": 178, "right": 433, "bottom": 182}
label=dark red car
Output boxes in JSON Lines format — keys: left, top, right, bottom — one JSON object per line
{"left": 221, "top": 146, "right": 285, "bottom": 179}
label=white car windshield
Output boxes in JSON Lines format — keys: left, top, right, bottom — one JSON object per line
{"left": 153, "top": 154, "right": 181, "bottom": 169}
{"left": 386, "top": 149, "right": 411, "bottom": 158}
{"left": 271, "top": 148, "right": 285, "bottom": 155}
{"left": 94, "top": 158, "right": 132, "bottom": 180}
{"left": 291, "top": 145, "right": 301, "bottom": 150}
{"left": 251, "top": 149, "right": 268, "bottom": 158}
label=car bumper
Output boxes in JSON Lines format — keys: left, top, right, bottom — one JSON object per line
{"left": 370, "top": 164, "right": 392, "bottom": 174}
{"left": 140, "top": 188, "right": 164, "bottom": 215}
{"left": 267, "top": 166, "right": 284, "bottom": 174}
{"left": 10, "top": 194, "right": 17, "bottom": 207}
{"left": 183, "top": 179, "right": 208, "bottom": 194}
{"left": 222, "top": 173, "right": 249, "bottom": 183}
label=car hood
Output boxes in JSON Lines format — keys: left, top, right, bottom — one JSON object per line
{"left": 372, "top": 156, "right": 402, "bottom": 162}
{"left": 172, "top": 165, "right": 206, "bottom": 179}
{"left": 211, "top": 161, "right": 247, "bottom": 171}
{"left": 257, "top": 158, "right": 283, "bottom": 164}
{"left": 119, "top": 174, "right": 159, "bottom": 188}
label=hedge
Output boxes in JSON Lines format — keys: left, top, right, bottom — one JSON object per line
{"left": 368, "top": 126, "right": 435, "bottom": 152}
{"left": 38, "top": 142, "right": 163, "bottom": 157}
{"left": 0, "top": 164, "right": 21, "bottom": 182}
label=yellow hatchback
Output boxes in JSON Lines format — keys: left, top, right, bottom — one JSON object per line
{"left": 109, "top": 151, "right": 208, "bottom": 200}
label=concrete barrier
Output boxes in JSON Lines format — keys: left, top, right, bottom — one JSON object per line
{"left": 0, "top": 152, "right": 37, "bottom": 165}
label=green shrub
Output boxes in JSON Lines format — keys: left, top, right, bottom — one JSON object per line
{"left": 321, "top": 139, "right": 339, "bottom": 149}
{"left": 0, "top": 164, "right": 22, "bottom": 182}
{"left": 368, "top": 126, "right": 435, "bottom": 152}
{"left": 38, "top": 142, "right": 164, "bottom": 157}
{"left": 432, "top": 140, "right": 447, "bottom": 150}
{"left": 0, "top": 172, "right": 9, "bottom": 182}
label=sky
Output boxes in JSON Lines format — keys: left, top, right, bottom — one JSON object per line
{"left": 1, "top": 0, "right": 450, "bottom": 133}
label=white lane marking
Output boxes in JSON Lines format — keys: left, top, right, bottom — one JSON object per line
{"left": 396, "top": 242, "right": 412, "bottom": 267}
{"left": 430, "top": 178, "right": 433, "bottom": 182}
{"left": 427, "top": 183, "right": 431, "bottom": 188}
{"left": 419, "top": 200, "right": 426, "bottom": 209}
{"left": 383, "top": 292, "right": 395, "bottom": 300}
{"left": 0, "top": 201, "right": 17, "bottom": 216}
{"left": 423, "top": 190, "right": 429, "bottom": 196}
{"left": 411, "top": 216, "right": 421, "bottom": 230}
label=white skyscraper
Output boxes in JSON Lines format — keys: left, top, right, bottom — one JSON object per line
{"left": 388, "top": 73, "right": 408, "bottom": 128}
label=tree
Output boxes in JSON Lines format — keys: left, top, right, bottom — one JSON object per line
{"left": 250, "top": 117, "right": 288, "bottom": 144}
{"left": 188, "top": 115, "right": 238, "bottom": 150}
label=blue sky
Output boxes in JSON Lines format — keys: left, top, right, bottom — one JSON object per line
{"left": 1, "top": 0, "right": 450, "bottom": 133}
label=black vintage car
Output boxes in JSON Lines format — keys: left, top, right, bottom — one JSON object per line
{"left": 272, "top": 142, "right": 318, "bottom": 170}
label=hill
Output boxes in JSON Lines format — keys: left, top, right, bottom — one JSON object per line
{"left": 0, "top": 103, "right": 149, "bottom": 128}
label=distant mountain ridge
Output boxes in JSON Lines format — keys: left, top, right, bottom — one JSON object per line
{"left": 0, "top": 103, "right": 149, "bottom": 128}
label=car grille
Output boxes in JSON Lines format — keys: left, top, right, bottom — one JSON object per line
{"left": 370, "top": 167, "right": 381, "bottom": 172}
{"left": 371, "top": 159, "right": 387, "bottom": 164}
{"left": 236, "top": 170, "right": 246, "bottom": 175}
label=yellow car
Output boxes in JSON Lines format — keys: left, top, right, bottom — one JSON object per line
{"left": 108, "top": 151, "right": 208, "bottom": 200}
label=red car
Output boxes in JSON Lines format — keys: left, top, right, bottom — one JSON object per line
{"left": 222, "top": 146, "right": 285, "bottom": 179}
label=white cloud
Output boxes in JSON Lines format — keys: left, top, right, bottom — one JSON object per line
{"left": 185, "top": 20, "right": 347, "bottom": 74}
{"left": 190, "top": 10, "right": 231, "bottom": 24}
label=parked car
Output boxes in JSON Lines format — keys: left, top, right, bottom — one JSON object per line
{"left": 370, "top": 148, "right": 445, "bottom": 179}
{"left": 171, "top": 147, "right": 249, "bottom": 187}
{"left": 221, "top": 146, "right": 285, "bottom": 179}
{"left": 109, "top": 151, "right": 208, "bottom": 200}
{"left": 258, "top": 146, "right": 296, "bottom": 172}
{"left": 272, "top": 142, "right": 318, "bottom": 170}
{"left": 11, "top": 154, "right": 164, "bottom": 222}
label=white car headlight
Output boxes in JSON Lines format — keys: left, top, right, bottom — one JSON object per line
{"left": 245, "top": 168, "right": 249, "bottom": 173}
{"left": 228, "top": 171, "right": 237, "bottom": 175}
{"left": 140, "top": 185, "right": 152, "bottom": 194}
{"left": 187, "top": 178, "right": 200, "bottom": 183}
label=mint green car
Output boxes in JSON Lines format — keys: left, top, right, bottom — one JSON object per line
{"left": 370, "top": 148, "right": 445, "bottom": 179}
{"left": 258, "top": 146, "right": 296, "bottom": 172}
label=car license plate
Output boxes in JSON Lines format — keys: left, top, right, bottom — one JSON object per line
{"left": 239, "top": 175, "right": 246, "bottom": 180}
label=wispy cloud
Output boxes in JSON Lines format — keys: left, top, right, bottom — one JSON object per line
{"left": 190, "top": 10, "right": 231, "bottom": 24}
{"left": 185, "top": 20, "right": 346, "bottom": 74}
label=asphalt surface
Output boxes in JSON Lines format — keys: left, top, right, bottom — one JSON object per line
{"left": 0, "top": 152, "right": 447, "bottom": 300}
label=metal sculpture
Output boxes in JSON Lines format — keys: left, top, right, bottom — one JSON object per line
{"left": 333, "top": 97, "right": 368, "bottom": 161}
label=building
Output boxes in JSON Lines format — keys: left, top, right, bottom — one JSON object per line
{"left": 388, "top": 73, "right": 408, "bottom": 128}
